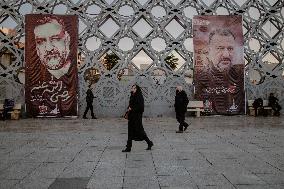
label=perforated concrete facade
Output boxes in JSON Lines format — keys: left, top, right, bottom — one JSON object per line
{"left": 0, "top": 0, "right": 283, "bottom": 117}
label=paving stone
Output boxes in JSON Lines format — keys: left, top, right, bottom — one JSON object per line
{"left": 179, "top": 159, "right": 213, "bottom": 171}
{"left": 72, "top": 147, "right": 102, "bottom": 163}
{"left": 0, "top": 179, "right": 20, "bottom": 189}
{"left": 48, "top": 177, "right": 89, "bottom": 189}
{"left": 86, "top": 175, "right": 123, "bottom": 189}
{"left": 93, "top": 163, "right": 124, "bottom": 176}
{"left": 243, "top": 162, "right": 281, "bottom": 174}
{"left": 197, "top": 185, "right": 235, "bottom": 189}
{"left": 123, "top": 176, "right": 159, "bottom": 189}
{"left": 158, "top": 175, "right": 197, "bottom": 188}
{"left": 29, "top": 162, "right": 67, "bottom": 179}
{"left": 271, "top": 185, "right": 284, "bottom": 189}
{"left": 160, "top": 187, "right": 197, "bottom": 189}
{"left": 156, "top": 165, "right": 189, "bottom": 176}
{"left": 46, "top": 147, "right": 81, "bottom": 163}
{"left": 234, "top": 184, "right": 274, "bottom": 189}
{"left": 59, "top": 161, "right": 96, "bottom": 178}
{"left": 0, "top": 158, "right": 18, "bottom": 173}
{"left": 191, "top": 173, "right": 233, "bottom": 186}
{"left": 223, "top": 171, "right": 266, "bottom": 185}
{"left": 5, "top": 147, "right": 34, "bottom": 159}
{"left": 255, "top": 173, "right": 284, "bottom": 184}
{"left": 0, "top": 162, "right": 40, "bottom": 180}
{"left": 14, "top": 176, "right": 55, "bottom": 189}
{"left": 22, "top": 148, "right": 59, "bottom": 163}
{"left": 125, "top": 167, "right": 156, "bottom": 176}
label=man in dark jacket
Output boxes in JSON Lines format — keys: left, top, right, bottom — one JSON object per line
{"left": 268, "top": 93, "right": 281, "bottom": 116}
{"left": 83, "top": 85, "right": 97, "bottom": 119}
{"left": 174, "top": 86, "right": 189, "bottom": 133}
{"left": 2, "top": 99, "right": 14, "bottom": 121}
{"left": 252, "top": 98, "right": 263, "bottom": 116}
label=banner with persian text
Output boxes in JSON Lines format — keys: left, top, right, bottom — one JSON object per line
{"left": 25, "top": 14, "right": 78, "bottom": 117}
{"left": 193, "top": 15, "right": 245, "bottom": 115}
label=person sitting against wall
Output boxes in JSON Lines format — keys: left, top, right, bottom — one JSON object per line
{"left": 2, "top": 99, "right": 14, "bottom": 121}
{"left": 252, "top": 98, "right": 263, "bottom": 116}
{"left": 268, "top": 93, "right": 281, "bottom": 116}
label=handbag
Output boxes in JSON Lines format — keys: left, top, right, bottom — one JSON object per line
{"left": 124, "top": 110, "right": 129, "bottom": 120}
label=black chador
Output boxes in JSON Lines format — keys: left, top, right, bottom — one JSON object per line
{"left": 122, "top": 85, "right": 153, "bottom": 152}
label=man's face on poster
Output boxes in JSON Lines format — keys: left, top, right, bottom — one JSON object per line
{"left": 208, "top": 34, "right": 236, "bottom": 72}
{"left": 34, "top": 19, "right": 70, "bottom": 70}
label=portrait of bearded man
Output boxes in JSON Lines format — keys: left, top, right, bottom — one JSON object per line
{"left": 25, "top": 15, "right": 78, "bottom": 117}
{"left": 193, "top": 16, "right": 245, "bottom": 115}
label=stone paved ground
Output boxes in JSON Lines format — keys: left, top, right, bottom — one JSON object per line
{"left": 0, "top": 116, "right": 284, "bottom": 189}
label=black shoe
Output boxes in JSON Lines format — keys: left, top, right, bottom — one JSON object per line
{"left": 83, "top": 116, "right": 87, "bottom": 119}
{"left": 146, "top": 141, "right": 153, "bottom": 150}
{"left": 184, "top": 123, "right": 189, "bottom": 131}
{"left": 176, "top": 130, "right": 183, "bottom": 133}
{"left": 274, "top": 112, "right": 280, "bottom": 116}
{"left": 122, "top": 148, "right": 131, "bottom": 152}
{"left": 92, "top": 116, "right": 97, "bottom": 119}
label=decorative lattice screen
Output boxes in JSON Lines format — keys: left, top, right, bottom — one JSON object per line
{"left": 0, "top": 0, "right": 283, "bottom": 117}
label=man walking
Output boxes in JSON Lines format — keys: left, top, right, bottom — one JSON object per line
{"left": 174, "top": 86, "right": 189, "bottom": 133}
{"left": 83, "top": 85, "right": 97, "bottom": 119}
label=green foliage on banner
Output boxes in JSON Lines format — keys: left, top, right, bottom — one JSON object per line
{"left": 165, "top": 54, "right": 178, "bottom": 70}
{"left": 104, "top": 53, "right": 119, "bottom": 71}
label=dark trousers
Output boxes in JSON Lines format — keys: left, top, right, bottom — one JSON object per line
{"left": 254, "top": 107, "right": 258, "bottom": 116}
{"left": 254, "top": 107, "right": 264, "bottom": 116}
{"left": 2, "top": 107, "right": 12, "bottom": 120}
{"left": 126, "top": 136, "right": 151, "bottom": 149}
{"left": 272, "top": 104, "right": 281, "bottom": 116}
{"left": 176, "top": 111, "right": 188, "bottom": 131}
{"left": 83, "top": 103, "right": 95, "bottom": 118}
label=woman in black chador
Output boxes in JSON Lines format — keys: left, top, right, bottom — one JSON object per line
{"left": 122, "top": 84, "right": 153, "bottom": 152}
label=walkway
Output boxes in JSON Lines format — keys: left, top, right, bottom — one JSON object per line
{"left": 0, "top": 116, "right": 284, "bottom": 189}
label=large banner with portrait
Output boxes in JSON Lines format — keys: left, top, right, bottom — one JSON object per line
{"left": 25, "top": 15, "right": 78, "bottom": 117}
{"left": 193, "top": 15, "right": 245, "bottom": 115}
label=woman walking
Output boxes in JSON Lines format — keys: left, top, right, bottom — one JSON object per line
{"left": 122, "top": 84, "right": 153, "bottom": 152}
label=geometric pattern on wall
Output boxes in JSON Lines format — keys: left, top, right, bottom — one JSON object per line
{"left": 0, "top": 0, "right": 283, "bottom": 117}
